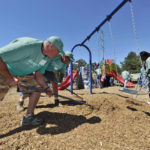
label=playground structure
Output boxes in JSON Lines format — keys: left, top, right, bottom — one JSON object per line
{"left": 70, "top": 0, "right": 139, "bottom": 94}
{"left": 101, "top": 59, "right": 135, "bottom": 87}
{"left": 67, "top": 0, "right": 143, "bottom": 94}
{"left": 30, "top": 0, "right": 141, "bottom": 99}
{"left": 58, "top": 57, "right": 135, "bottom": 92}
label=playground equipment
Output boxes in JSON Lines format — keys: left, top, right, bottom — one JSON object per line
{"left": 70, "top": 0, "right": 132, "bottom": 94}
{"left": 101, "top": 59, "right": 135, "bottom": 87}
{"left": 111, "top": 70, "right": 134, "bottom": 87}
{"left": 70, "top": 0, "right": 139, "bottom": 95}
{"left": 101, "top": 59, "right": 112, "bottom": 77}
{"left": 107, "top": 1, "right": 140, "bottom": 88}
{"left": 117, "top": 72, "right": 149, "bottom": 98}
{"left": 71, "top": 45, "right": 92, "bottom": 94}
{"left": 135, "top": 76, "right": 148, "bottom": 98}
{"left": 119, "top": 74, "right": 150, "bottom": 100}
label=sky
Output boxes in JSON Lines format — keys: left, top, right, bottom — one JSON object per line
{"left": 0, "top": 0, "right": 149, "bottom": 66}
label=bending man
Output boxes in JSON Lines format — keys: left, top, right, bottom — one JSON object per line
{"left": 0, "top": 36, "right": 64, "bottom": 126}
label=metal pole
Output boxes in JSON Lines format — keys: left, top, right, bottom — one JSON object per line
{"left": 81, "top": 0, "right": 131, "bottom": 45}
{"left": 20, "top": 84, "right": 85, "bottom": 104}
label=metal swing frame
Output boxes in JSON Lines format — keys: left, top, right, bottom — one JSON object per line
{"left": 70, "top": 0, "right": 132, "bottom": 95}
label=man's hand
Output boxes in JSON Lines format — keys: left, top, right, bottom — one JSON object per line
{"left": 145, "top": 73, "right": 148, "bottom": 77}
{"left": 8, "top": 77, "right": 19, "bottom": 87}
{"left": 44, "top": 87, "right": 53, "bottom": 96}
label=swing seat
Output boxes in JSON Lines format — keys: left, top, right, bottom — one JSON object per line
{"left": 119, "top": 88, "right": 138, "bottom": 94}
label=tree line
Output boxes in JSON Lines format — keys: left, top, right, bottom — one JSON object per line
{"left": 73, "top": 51, "right": 141, "bottom": 74}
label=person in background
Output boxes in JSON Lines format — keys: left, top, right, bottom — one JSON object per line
{"left": 140, "top": 51, "right": 150, "bottom": 104}
{"left": 0, "top": 35, "right": 64, "bottom": 126}
{"left": 16, "top": 86, "right": 25, "bottom": 112}
{"left": 121, "top": 70, "right": 130, "bottom": 88}
{"left": 45, "top": 51, "right": 74, "bottom": 106}
{"left": 95, "top": 64, "right": 102, "bottom": 88}
{"left": 109, "top": 77, "right": 114, "bottom": 86}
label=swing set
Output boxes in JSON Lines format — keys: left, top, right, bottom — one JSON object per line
{"left": 70, "top": 0, "right": 141, "bottom": 96}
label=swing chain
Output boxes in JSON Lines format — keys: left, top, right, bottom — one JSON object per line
{"left": 97, "top": 30, "right": 101, "bottom": 63}
{"left": 100, "top": 30, "right": 104, "bottom": 60}
{"left": 108, "top": 21, "right": 120, "bottom": 86}
{"left": 129, "top": 1, "right": 140, "bottom": 52}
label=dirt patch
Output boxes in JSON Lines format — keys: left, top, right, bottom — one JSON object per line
{"left": 0, "top": 86, "right": 150, "bottom": 150}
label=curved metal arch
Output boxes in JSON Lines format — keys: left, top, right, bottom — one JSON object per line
{"left": 70, "top": 44, "right": 92, "bottom": 94}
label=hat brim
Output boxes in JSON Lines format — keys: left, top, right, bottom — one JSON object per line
{"left": 65, "top": 55, "right": 74, "bottom": 61}
{"left": 59, "top": 50, "right": 65, "bottom": 56}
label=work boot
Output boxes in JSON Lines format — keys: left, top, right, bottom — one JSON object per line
{"left": 54, "top": 99, "right": 59, "bottom": 106}
{"left": 16, "top": 101, "right": 24, "bottom": 112}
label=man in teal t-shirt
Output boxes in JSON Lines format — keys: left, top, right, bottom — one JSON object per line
{"left": 0, "top": 35, "right": 65, "bottom": 126}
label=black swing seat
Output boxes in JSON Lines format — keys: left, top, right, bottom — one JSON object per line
{"left": 119, "top": 88, "right": 138, "bottom": 95}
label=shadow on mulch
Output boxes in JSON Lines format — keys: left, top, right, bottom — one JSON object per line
{"left": 127, "top": 106, "right": 138, "bottom": 111}
{"left": 143, "top": 111, "right": 150, "bottom": 117}
{"left": 126, "top": 106, "right": 150, "bottom": 117}
{"left": 126, "top": 99, "right": 142, "bottom": 106}
{"left": 80, "top": 91, "right": 129, "bottom": 99}
{"left": 0, "top": 111, "right": 101, "bottom": 139}
{"left": 23, "top": 100, "right": 86, "bottom": 110}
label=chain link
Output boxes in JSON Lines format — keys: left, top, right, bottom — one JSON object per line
{"left": 129, "top": 2, "right": 140, "bottom": 52}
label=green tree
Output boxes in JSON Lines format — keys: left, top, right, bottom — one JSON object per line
{"left": 76, "top": 59, "right": 87, "bottom": 67}
{"left": 120, "top": 51, "right": 141, "bottom": 73}
{"left": 111, "top": 62, "right": 122, "bottom": 74}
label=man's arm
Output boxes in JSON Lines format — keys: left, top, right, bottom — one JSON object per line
{"left": 0, "top": 58, "right": 18, "bottom": 86}
{"left": 34, "top": 71, "right": 53, "bottom": 96}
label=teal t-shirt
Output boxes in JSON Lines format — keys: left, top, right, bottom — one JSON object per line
{"left": 46, "top": 55, "right": 67, "bottom": 74}
{"left": 146, "top": 57, "right": 150, "bottom": 78}
{"left": 121, "top": 70, "right": 130, "bottom": 81}
{"left": 0, "top": 37, "right": 53, "bottom": 76}
{"left": 146, "top": 57, "right": 150, "bottom": 73}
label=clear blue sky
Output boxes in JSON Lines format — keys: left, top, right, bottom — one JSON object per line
{"left": 0, "top": 0, "right": 149, "bottom": 66}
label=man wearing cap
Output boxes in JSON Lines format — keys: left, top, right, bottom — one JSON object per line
{"left": 0, "top": 35, "right": 64, "bottom": 126}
